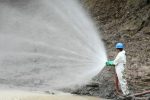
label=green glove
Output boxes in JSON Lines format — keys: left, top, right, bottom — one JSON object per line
{"left": 106, "top": 61, "right": 114, "bottom": 66}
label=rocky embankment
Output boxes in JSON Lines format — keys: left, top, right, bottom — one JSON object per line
{"left": 71, "top": 0, "right": 150, "bottom": 99}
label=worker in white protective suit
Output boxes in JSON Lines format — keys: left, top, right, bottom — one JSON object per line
{"left": 106, "top": 42, "right": 130, "bottom": 96}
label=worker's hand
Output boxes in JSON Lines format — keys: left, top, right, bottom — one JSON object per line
{"left": 105, "top": 61, "right": 114, "bottom": 66}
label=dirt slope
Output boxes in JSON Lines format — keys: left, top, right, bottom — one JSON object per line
{"left": 73, "top": 0, "right": 150, "bottom": 99}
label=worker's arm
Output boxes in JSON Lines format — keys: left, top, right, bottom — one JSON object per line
{"left": 113, "top": 53, "right": 120, "bottom": 65}
{"left": 106, "top": 53, "right": 120, "bottom": 66}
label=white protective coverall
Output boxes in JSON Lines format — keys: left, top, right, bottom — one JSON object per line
{"left": 114, "top": 50, "right": 130, "bottom": 95}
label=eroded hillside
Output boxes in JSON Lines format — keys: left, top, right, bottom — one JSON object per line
{"left": 74, "top": 0, "right": 150, "bottom": 98}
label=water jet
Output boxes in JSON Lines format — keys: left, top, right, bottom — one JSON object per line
{"left": 0, "top": 0, "right": 107, "bottom": 91}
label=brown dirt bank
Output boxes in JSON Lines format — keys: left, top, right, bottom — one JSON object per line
{"left": 71, "top": 0, "right": 150, "bottom": 99}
